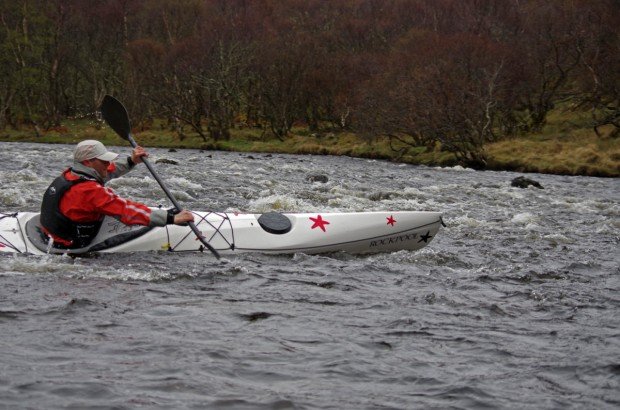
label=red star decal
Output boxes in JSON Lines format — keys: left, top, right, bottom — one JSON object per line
{"left": 309, "top": 215, "right": 330, "bottom": 232}
{"left": 386, "top": 215, "right": 396, "bottom": 226}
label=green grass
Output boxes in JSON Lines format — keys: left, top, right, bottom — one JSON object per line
{"left": 1, "top": 110, "right": 618, "bottom": 177}
{"left": 486, "top": 111, "right": 620, "bottom": 177}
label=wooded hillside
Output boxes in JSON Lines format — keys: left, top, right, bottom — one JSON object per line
{"left": 1, "top": 0, "right": 618, "bottom": 168}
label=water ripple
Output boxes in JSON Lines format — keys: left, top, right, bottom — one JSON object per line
{"left": 0, "top": 142, "right": 618, "bottom": 409}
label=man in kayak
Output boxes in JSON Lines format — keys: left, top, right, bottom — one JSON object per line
{"left": 40, "top": 139, "right": 194, "bottom": 248}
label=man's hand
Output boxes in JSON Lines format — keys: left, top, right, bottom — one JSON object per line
{"left": 173, "top": 210, "right": 195, "bottom": 225}
{"left": 131, "top": 146, "right": 148, "bottom": 164}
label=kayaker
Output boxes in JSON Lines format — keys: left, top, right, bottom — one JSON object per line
{"left": 40, "top": 139, "right": 194, "bottom": 248}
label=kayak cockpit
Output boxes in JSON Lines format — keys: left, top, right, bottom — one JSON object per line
{"left": 25, "top": 214, "right": 153, "bottom": 254}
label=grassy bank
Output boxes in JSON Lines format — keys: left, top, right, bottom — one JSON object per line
{"left": 486, "top": 109, "right": 620, "bottom": 177}
{"left": 1, "top": 111, "right": 618, "bottom": 177}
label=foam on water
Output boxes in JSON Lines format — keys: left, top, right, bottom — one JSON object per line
{"left": 543, "top": 233, "right": 574, "bottom": 245}
{"left": 511, "top": 212, "right": 538, "bottom": 225}
{"left": 14, "top": 169, "right": 42, "bottom": 182}
{"left": 0, "top": 188, "right": 28, "bottom": 207}
{"left": 107, "top": 175, "right": 156, "bottom": 189}
{"left": 3, "top": 254, "right": 80, "bottom": 276}
{"left": 248, "top": 194, "right": 315, "bottom": 212}
{"left": 433, "top": 165, "right": 476, "bottom": 172}
{"left": 450, "top": 214, "right": 486, "bottom": 228}
{"left": 402, "top": 186, "right": 426, "bottom": 198}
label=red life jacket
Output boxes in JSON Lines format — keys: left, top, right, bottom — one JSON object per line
{"left": 40, "top": 168, "right": 155, "bottom": 247}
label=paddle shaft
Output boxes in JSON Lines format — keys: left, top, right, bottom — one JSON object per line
{"left": 126, "top": 134, "right": 220, "bottom": 258}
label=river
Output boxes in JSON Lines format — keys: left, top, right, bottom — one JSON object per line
{"left": 0, "top": 141, "right": 618, "bottom": 409}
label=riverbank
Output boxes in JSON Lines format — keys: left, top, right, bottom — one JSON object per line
{"left": 1, "top": 111, "right": 618, "bottom": 177}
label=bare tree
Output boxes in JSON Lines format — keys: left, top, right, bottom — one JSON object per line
{"left": 354, "top": 31, "right": 509, "bottom": 168}
{"left": 573, "top": 0, "right": 620, "bottom": 136}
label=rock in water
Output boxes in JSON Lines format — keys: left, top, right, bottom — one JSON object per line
{"left": 511, "top": 176, "right": 543, "bottom": 189}
{"left": 306, "top": 174, "right": 329, "bottom": 183}
{"left": 155, "top": 158, "right": 178, "bottom": 165}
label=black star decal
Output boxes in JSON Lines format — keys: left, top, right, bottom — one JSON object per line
{"left": 418, "top": 231, "right": 432, "bottom": 243}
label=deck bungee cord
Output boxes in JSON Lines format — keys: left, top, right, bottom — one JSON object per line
{"left": 165, "top": 211, "right": 235, "bottom": 252}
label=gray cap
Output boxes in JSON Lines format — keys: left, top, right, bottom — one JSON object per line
{"left": 74, "top": 140, "right": 119, "bottom": 162}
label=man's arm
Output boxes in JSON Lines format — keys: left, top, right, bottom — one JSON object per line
{"left": 106, "top": 146, "right": 148, "bottom": 181}
{"left": 78, "top": 183, "right": 192, "bottom": 228}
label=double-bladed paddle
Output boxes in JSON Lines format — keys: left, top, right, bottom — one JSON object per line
{"left": 100, "top": 95, "right": 220, "bottom": 259}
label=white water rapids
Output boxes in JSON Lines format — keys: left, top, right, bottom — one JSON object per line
{"left": 0, "top": 141, "right": 618, "bottom": 409}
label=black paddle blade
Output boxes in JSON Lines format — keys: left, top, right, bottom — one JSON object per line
{"left": 100, "top": 95, "right": 131, "bottom": 140}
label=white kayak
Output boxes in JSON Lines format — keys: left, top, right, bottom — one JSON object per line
{"left": 0, "top": 210, "right": 443, "bottom": 256}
